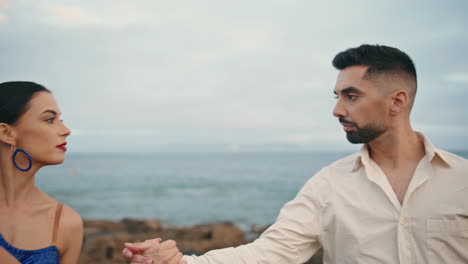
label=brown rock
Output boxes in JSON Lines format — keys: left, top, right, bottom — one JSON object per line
{"left": 176, "top": 222, "right": 246, "bottom": 254}
{"left": 79, "top": 219, "right": 323, "bottom": 264}
{"left": 121, "top": 218, "right": 162, "bottom": 233}
{"left": 83, "top": 219, "right": 125, "bottom": 233}
{"left": 79, "top": 219, "right": 246, "bottom": 264}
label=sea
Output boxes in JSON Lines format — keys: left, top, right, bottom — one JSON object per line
{"left": 36, "top": 150, "right": 468, "bottom": 231}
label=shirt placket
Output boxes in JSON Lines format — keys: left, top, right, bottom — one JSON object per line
{"left": 398, "top": 157, "right": 432, "bottom": 264}
{"left": 398, "top": 205, "right": 414, "bottom": 264}
{"left": 362, "top": 154, "right": 431, "bottom": 264}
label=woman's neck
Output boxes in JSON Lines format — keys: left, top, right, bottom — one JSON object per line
{"left": 0, "top": 149, "right": 40, "bottom": 208}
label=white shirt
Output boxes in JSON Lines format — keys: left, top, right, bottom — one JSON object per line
{"left": 184, "top": 134, "right": 468, "bottom": 264}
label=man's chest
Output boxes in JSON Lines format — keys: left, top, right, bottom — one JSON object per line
{"left": 320, "top": 170, "right": 468, "bottom": 263}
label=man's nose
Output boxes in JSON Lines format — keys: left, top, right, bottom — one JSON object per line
{"left": 333, "top": 100, "right": 346, "bottom": 118}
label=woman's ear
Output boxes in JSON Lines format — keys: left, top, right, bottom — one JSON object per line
{"left": 390, "top": 90, "right": 409, "bottom": 115}
{"left": 0, "top": 123, "right": 17, "bottom": 146}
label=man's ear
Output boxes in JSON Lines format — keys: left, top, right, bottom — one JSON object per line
{"left": 0, "top": 123, "right": 17, "bottom": 146}
{"left": 390, "top": 90, "right": 409, "bottom": 115}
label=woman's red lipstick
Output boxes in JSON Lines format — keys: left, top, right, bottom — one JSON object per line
{"left": 57, "top": 143, "right": 67, "bottom": 151}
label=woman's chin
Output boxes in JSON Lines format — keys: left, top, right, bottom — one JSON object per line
{"left": 45, "top": 156, "right": 66, "bottom": 165}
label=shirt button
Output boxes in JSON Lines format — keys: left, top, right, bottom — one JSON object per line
{"left": 399, "top": 218, "right": 407, "bottom": 225}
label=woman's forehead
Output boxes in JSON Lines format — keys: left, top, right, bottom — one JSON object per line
{"left": 26, "top": 92, "right": 60, "bottom": 116}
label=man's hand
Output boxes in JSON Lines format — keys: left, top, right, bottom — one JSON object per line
{"left": 144, "top": 240, "right": 186, "bottom": 264}
{"left": 122, "top": 238, "right": 161, "bottom": 259}
{"left": 122, "top": 238, "right": 187, "bottom": 264}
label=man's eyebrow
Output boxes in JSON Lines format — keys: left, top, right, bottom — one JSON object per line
{"left": 337, "top": 86, "right": 362, "bottom": 94}
{"left": 41, "top": 109, "right": 58, "bottom": 116}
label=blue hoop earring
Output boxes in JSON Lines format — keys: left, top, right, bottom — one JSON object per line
{"left": 12, "top": 149, "right": 33, "bottom": 172}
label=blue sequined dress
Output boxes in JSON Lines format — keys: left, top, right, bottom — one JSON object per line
{"left": 0, "top": 234, "right": 60, "bottom": 263}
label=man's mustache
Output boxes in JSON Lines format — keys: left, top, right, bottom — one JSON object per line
{"left": 339, "top": 117, "right": 357, "bottom": 126}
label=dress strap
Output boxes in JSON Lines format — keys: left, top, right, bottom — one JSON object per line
{"left": 52, "top": 203, "right": 63, "bottom": 245}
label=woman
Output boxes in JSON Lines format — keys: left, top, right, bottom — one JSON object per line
{"left": 0, "top": 81, "right": 83, "bottom": 263}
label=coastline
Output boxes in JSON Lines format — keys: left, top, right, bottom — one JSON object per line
{"left": 80, "top": 218, "right": 323, "bottom": 264}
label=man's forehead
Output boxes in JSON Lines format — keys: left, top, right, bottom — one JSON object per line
{"left": 334, "top": 65, "right": 371, "bottom": 92}
{"left": 337, "top": 65, "right": 369, "bottom": 80}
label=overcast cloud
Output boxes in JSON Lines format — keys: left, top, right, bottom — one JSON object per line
{"left": 1, "top": 0, "right": 467, "bottom": 152}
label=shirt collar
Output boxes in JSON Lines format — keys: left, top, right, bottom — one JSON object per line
{"left": 351, "top": 132, "right": 453, "bottom": 172}
{"left": 352, "top": 146, "right": 368, "bottom": 172}
{"left": 418, "top": 132, "right": 453, "bottom": 168}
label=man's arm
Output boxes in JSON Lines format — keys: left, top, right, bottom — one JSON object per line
{"left": 126, "top": 168, "right": 329, "bottom": 264}
{"left": 185, "top": 171, "right": 327, "bottom": 264}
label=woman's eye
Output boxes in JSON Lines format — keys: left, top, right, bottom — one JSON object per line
{"left": 46, "top": 117, "right": 55, "bottom": 123}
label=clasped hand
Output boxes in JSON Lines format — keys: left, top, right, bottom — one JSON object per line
{"left": 122, "top": 238, "right": 187, "bottom": 264}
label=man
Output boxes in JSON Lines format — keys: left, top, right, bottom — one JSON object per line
{"left": 123, "top": 44, "right": 468, "bottom": 263}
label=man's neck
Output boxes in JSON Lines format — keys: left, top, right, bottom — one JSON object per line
{"left": 367, "top": 127, "right": 425, "bottom": 168}
{"left": 366, "top": 125, "right": 427, "bottom": 205}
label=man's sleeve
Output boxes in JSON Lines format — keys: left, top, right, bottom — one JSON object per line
{"left": 184, "top": 167, "right": 330, "bottom": 264}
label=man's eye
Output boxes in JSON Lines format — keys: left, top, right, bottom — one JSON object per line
{"left": 333, "top": 95, "right": 339, "bottom": 99}
{"left": 347, "top": 95, "right": 357, "bottom": 100}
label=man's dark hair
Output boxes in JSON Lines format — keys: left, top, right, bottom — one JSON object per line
{"left": 0, "top": 81, "right": 51, "bottom": 124}
{"left": 333, "top": 44, "right": 416, "bottom": 83}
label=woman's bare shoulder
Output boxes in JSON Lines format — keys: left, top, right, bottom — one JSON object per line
{"left": 36, "top": 189, "right": 83, "bottom": 237}
{"left": 57, "top": 204, "right": 84, "bottom": 259}
{"left": 60, "top": 204, "right": 83, "bottom": 233}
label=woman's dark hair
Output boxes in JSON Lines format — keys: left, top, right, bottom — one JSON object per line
{"left": 0, "top": 81, "right": 51, "bottom": 124}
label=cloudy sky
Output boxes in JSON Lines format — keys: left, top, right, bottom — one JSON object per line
{"left": 1, "top": 0, "right": 467, "bottom": 153}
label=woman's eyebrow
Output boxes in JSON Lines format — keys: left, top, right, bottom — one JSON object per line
{"left": 41, "top": 109, "right": 58, "bottom": 116}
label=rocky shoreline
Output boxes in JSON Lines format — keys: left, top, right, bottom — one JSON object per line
{"left": 80, "top": 218, "right": 323, "bottom": 263}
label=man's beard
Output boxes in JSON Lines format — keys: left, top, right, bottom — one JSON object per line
{"left": 339, "top": 118, "right": 387, "bottom": 144}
